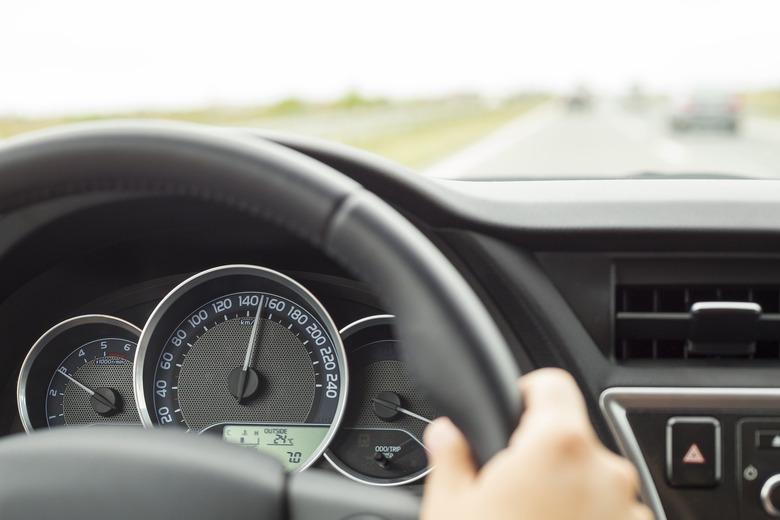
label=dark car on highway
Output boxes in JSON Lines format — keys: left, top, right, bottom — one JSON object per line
{"left": 669, "top": 89, "right": 741, "bottom": 132}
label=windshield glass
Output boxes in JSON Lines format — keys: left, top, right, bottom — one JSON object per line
{"left": 2, "top": 0, "right": 779, "bottom": 180}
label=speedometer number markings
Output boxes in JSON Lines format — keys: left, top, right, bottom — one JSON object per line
{"left": 136, "top": 265, "right": 348, "bottom": 473}
{"left": 151, "top": 291, "right": 341, "bottom": 429}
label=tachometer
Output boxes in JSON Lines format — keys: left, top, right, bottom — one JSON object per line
{"left": 135, "top": 265, "right": 347, "bottom": 472}
{"left": 17, "top": 315, "right": 142, "bottom": 431}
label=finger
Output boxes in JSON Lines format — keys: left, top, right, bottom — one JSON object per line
{"left": 629, "top": 503, "right": 656, "bottom": 520}
{"left": 511, "top": 368, "right": 592, "bottom": 446}
{"left": 423, "top": 417, "right": 477, "bottom": 493}
{"left": 601, "top": 450, "right": 642, "bottom": 497}
{"left": 519, "top": 368, "right": 588, "bottom": 420}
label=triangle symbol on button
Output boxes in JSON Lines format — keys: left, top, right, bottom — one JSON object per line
{"left": 682, "top": 443, "right": 706, "bottom": 464}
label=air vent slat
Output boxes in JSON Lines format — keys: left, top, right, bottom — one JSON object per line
{"left": 614, "top": 284, "right": 780, "bottom": 361}
{"left": 615, "top": 313, "right": 689, "bottom": 340}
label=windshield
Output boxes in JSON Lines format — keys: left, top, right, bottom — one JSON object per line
{"left": 2, "top": 0, "right": 779, "bottom": 180}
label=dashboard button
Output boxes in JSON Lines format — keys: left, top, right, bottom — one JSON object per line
{"left": 666, "top": 417, "right": 721, "bottom": 488}
{"left": 761, "top": 474, "right": 780, "bottom": 517}
{"left": 757, "top": 431, "right": 780, "bottom": 450}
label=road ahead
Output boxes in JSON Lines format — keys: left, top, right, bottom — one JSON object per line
{"left": 424, "top": 101, "right": 780, "bottom": 180}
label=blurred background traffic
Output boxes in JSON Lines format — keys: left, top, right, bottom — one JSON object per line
{"left": 2, "top": 0, "right": 779, "bottom": 179}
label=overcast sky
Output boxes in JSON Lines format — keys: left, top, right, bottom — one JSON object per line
{"left": 2, "top": 0, "right": 779, "bottom": 117}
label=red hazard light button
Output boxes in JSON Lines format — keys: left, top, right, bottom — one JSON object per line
{"left": 666, "top": 417, "right": 721, "bottom": 488}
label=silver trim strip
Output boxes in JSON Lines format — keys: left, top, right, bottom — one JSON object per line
{"left": 338, "top": 314, "right": 395, "bottom": 338}
{"left": 600, "top": 387, "right": 780, "bottom": 520}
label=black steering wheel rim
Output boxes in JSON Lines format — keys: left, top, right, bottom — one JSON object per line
{"left": 0, "top": 120, "right": 521, "bottom": 518}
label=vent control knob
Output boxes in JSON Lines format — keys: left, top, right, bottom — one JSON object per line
{"left": 761, "top": 474, "right": 780, "bottom": 517}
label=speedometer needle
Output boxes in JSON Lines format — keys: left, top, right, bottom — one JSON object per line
{"left": 236, "top": 295, "right": 265, "bottom": 404}
{"left": 372, "top": 396, "right": 433, "bottom": 425}
{"left": 57, "top": 369, "right": 119, "bottom": 414}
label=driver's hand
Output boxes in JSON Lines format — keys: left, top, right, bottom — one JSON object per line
{"left": 420, "top": 368, "right": 654, "bottom": 520}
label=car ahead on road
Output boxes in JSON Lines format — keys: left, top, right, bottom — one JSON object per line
{"left": 566, "top": 86, "right": 594, "bottom": 111}
{"left": 669, "top": 89, "right": 742, "bottom": 132}
{"left": 1, "top": 120, "right": 780, "bottom": 520}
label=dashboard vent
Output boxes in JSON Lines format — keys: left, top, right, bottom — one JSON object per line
{"left": 614, "top": 285, "right": 780, "bottom": 360}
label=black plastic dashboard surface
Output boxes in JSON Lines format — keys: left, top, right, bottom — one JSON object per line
{"left": 0, "top": 128, "right": 779, "bottom": 520}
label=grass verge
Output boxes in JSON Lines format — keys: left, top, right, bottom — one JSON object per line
{"left": 338, "top": 99, "right": 544, "bottom": 169}
{"left": 745, "top": 90, "right": 780, "bottom": 118}
{"left": 0, "top": 96, "right": 546, "bottom": 170}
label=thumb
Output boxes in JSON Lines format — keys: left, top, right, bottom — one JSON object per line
{"left": 423, "top": 418, "right": 477, "bottom": 494}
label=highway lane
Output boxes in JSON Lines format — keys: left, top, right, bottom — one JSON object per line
{"left": 424, "top": 101, "right": 780, "bottom": 180}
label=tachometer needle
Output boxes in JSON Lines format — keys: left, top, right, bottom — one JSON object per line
{"left": 57, "top": 369, "right": 118, "bottom": 414}
{"left": 372, "top": 397, "right": 433, "bottom": 425}
{"left": 236, "top": 295, "right": 265, "bottom": 404}
{"left": 58, "top": 369, "right": 96, "bottom": 396}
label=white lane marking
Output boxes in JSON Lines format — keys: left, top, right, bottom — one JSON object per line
{"left": 654, "top": 138, "right": 690, "bottom": 166}
{"left": 603, "top": 107, "right": 652, "bottom": 142}
{"left": 745, "top": 116, "right": 780, "bottom": 143}
{"left": 423, "top": 102, "right": 560, "bottom": 179}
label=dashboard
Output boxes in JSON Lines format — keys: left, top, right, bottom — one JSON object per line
{"left": 2, "top": 124, "right": 780, "bottom": 519}
{"left": 0, "top": 193, "right": 436, "bottom": 486}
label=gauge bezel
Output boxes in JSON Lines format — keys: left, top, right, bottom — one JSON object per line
{"left": 16, "top": 314, "right": 142, "bottom": 433}
{"left": 325, "top": 314, "right": 434, "bottom": 486}
{"left": 134, "top": 264, "right": 348, "bottom": 474}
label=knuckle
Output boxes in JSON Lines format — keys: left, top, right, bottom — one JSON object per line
{"left": 603, "top": 453, "right": 642, "bottom": 494}
{"left": 635, "top": 503, "right": 656, "bottom": 520}
{"left": 548, "top": 422, "right": 592, "bottom": 456}
{"left": 613, "top": 455, "right": 640, "bottom": 484}
{"left": 527, "top": 368, "right": 578, "bottom": 395}
{"left": 623, "top": 459, "right": 641, "bottom": 488}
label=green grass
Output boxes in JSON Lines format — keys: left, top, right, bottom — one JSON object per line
{"left": 744, "top": 90, "right": 780, "bottom": 118}
{"left": 0, "top": 96, "right": 546, "bottom": 170}
{"left": 338, "top": 99, "right": 542, "bottom": 169}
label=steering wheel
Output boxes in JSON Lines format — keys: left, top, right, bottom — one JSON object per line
{"left": 0, "top": 121, "right": 522, "bottom": 519}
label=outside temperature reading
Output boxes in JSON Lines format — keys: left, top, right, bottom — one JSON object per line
{"left": 223, "top": 424, "right": 329, "bottom": 471}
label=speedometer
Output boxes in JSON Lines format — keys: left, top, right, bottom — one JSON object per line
{"left": 135, "top": 265, "right": 347, "bottom": 472}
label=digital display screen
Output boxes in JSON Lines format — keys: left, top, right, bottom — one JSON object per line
{"left": 222, "top": 424, "right": 329, "bottom": 471}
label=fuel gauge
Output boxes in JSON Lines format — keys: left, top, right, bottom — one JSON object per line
{"left": 325, "top": 315, "right": 436, "bottom": 486}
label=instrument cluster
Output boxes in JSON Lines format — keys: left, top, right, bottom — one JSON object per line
{"left": 16, "top": 264, "right": 435, "bottom": 486}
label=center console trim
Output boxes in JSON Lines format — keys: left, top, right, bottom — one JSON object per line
{"left": 600, "top": 387, "right": 780, "bottom": 520}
